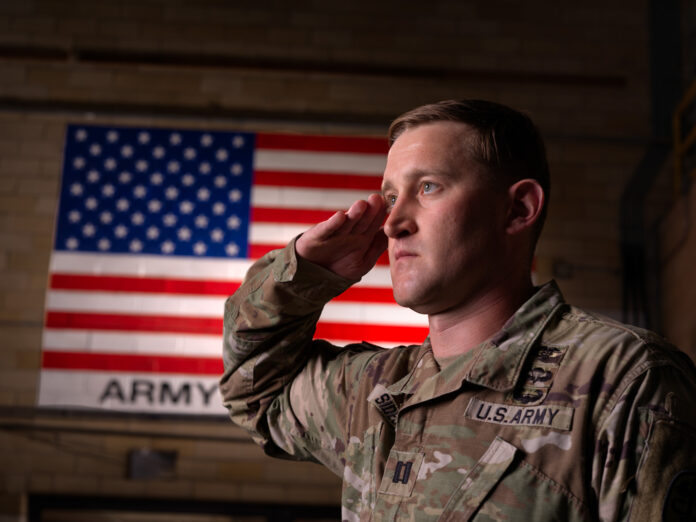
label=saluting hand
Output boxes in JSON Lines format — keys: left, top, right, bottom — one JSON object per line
{"left": 295, "top": 193, "right": 388, "bottom": 281}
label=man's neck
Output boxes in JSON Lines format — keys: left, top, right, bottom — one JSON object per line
{"left": 427, "top": 278, "right": 535, "bottom": 359}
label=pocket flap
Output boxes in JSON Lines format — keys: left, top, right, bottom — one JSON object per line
{"left": 439, "top": 437, "right": 519, "bottom": 521}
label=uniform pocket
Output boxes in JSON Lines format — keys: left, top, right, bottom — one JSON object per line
{"left": 438, "top": 436, "right": 519, "bottom": 521}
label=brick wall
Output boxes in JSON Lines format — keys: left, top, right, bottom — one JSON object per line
{"left": 0, "top": 0, "right": 671, "bottom": 519}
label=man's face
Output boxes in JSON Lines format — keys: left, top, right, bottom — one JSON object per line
{"left": 381, "top": 121, "right": 509, "bottom": 315}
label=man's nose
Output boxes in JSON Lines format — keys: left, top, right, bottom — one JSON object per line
{"left": 384, "top": 198, "right": 417, "bottom": 238}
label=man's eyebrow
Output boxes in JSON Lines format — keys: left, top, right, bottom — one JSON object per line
{"left": 381, "top": 169, "right": 453, "bottom": 193}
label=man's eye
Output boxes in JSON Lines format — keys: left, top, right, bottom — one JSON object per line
{"left": 385, "top": 194, "right": 397, "bottom": 207}
{"left": 422, "top": 181, "right": 436, "bottom": 193}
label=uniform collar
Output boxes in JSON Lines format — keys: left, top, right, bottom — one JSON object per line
{"left": 388, "top": 281, "right": 566, "bottom": 405}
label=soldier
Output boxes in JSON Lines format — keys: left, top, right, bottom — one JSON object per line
{"left": 220, "top": 100, "right": 696, "bottom": 521}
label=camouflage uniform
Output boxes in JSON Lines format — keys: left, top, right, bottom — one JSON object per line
{"left": 220, "top": 241, "right": 696, "bottom": 521}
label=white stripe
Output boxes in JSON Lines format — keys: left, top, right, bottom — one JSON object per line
{"left": 320, "top": 302, "right": 427, "bottom": 326}
{"left": 41, "top": 329, "right": 411, "bottom": 356}
{"left": 38, "top": 370, "right": 226, "bottom": 415}
{"left": 249, "top": 223, "right": 308, "bottom": 244}
{"left": 48, "top": 252, "right": 394, "bottom": 287}
{"left": 42, "top": 329, "right": 222, "bottom": 356}
{"left": 251, "top": 186, "right": 375, "bottom": 210}
{"left": 49, "top": 251, "right": 253, "bottom": 280}
{"left": 45, "top": 290, "right": 422, "bottom": 325}
{"left": 254, "top": 150, "right": 386, "bottom": 175}
{"left": 47, "top": 290, "right": 225, "bottom": 317}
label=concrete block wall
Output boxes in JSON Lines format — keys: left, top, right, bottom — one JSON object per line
{"left": 0, "top": 0, "right": 679, "bottom": 519}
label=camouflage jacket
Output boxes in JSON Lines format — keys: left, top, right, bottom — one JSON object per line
{"left": 220, "top": 242, "right": 696, "bottom": 521}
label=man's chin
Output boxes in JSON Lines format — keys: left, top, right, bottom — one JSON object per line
{"left": 392, "top": 290, "right": 431, "bottom": 315}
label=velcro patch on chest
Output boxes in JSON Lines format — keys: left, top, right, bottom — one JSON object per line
{"left": 464, "top": 397, "right": 574, "bottom": 431}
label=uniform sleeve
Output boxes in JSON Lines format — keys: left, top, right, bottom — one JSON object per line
{"left": 219, "top": 239, "right": 381, "bottom": 474}
{"left": 592, "top": 347, "right": 696, "bottom": 522}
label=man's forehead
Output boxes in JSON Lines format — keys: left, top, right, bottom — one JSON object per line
{"left": 381, "top": 122, "right": 480, "bottom": 189}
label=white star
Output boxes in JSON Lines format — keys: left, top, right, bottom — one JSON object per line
{"left": 216, "top": 148, "right": 228, "bottom": 161}
{"left": 121, "top": 145, "right": 134, "bottom": 158}
{"left": 167, "top": 161, "right": 180, "bottom": 173}
{"left": 184, "top": 147, "right": 196, "bottom": 160}
{"left": 229, "top": 189, "right": 242, "bottom": 202}
{"left": 70, "top": 183, "right": 83, "bottom": 196}
{"left": 106, "top": 130, "right": 119, "bottom": 143}
{"left": 232, "top": 135, "right": 245, "bottom": 148}
{"left": 131, "top": 212, "right": 145, "bottom": 225}
{"left": 104, "top": 157, "right": 117, "bottom": 170}
{"left": 163, "top": 213, "right": 177, "bottom": 226}
{"left": 227, "top": 215, "right": 241, "bottom": 229}
{"left": 214, "top": 175, "right": 227, "bottom": 188}
{"left": 133, "top": 185, "right": 147, "bottom": 198}
{"left": 73, "top": 156, "right": 86, "bottom": 169}
{"left": 114, "top": 225, "right": 128, "bottom": 238}
{"left": 118, "top": 171, "right": 132, "bottom": 183}
{"left": 116, "top": 198, "right": 130, "bottom": 211}
{"left": 212, "top": 202, "right": 225, "bottom": 215}
{"left": 66, "top": 237, "right": 79, "bottom": 249}
{"left": 101, "top": 184, "right": 115, "bottom": 197}
{"left": 147, "top": 199, "right": 162, "bottom": 213}
{"left": 100, "top": 211, "right": 113, "bottom": 224}
{"left": 197, "top": 187, "right": 210, "bottom": 201}
{"left": 226, "top": 242, "right": 240, "bottom": 256}
{"left": 165, "top": 186, "right": 179, "bottom": 200}
{"left": 200, "top": 134, "right": 213, "bottom": 147}
{"left": 169, "top": 133, "right": 182, "bottom": 145}
{"left": 87, "top": 170, "right": 100, "bottom": 183}
{"left": 150, "top": 172, "right": 164, "bottom": 185}
{"left": 129, "top": 239, "right": 143, "bottom": 252}
{"left": 161, "top": 240, "right": 175, "bottom": 254}
{"left": 182, "top": 173, "right": 195, "bottom": 186}
{"left": 82, "top": 223, "right": 96, "bottom": 237}
{"left": 198, "top": 162, "right": 211, "bottom": 174}
{"left": 75, "top": 129, "right": 87, "bottom": 142}
{"left": 177, "top": 226, "right": 192, "bottom": 241}
{"left": 193, "top": 241, "right": 207, "bottom": 255}
{"left": 152, "top": 146, "right": 166, "bottom": 159}
{"left": 146, "top": 226, "right": 160, "bottom": 240}
{"left": 85, "top": 197, "right": 98, "bottom": 210}
{"left": 194, "top": 214, "right": 208, "bottom": 228}
{"left": 97, "top": 238, "right": 111, "bottom": 251}
{"left": 135, "top": 159, "right": 148, "bottom": 172}
{"left": 68, "top": 210, "right": 81, "bottom": 223}
{"left": 210, "top": 228, "right": 224, "bottom": 242}
{"left": 138, "top": 131, "right": 150, "bottom": 144}
{"left": 230, "top": 163, "right": 243, "bottom": 176}
{"left": 89, "top": 143, "right": 102, "bottom": 156}
{"left": 179, "top": 200, "right": 194, "bottom": 214}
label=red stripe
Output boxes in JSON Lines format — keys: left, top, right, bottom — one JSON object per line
{"left": 314, "top": 322, "right": 426, "bottom": 345}
{"left": 253, "top": 170, "right": 382, "bottom": 190}
{"left": 51, "top": 274, "right": 241, "bottom": 296}
{"left": 250, "top": 244, "right": 390, "bottom": 266}
{"left": 251, "top": 207, "right": 337, "bottom": 224}
{"left": 46, "top": 312, "right": 222, "bottom": 334}
{"left": 42, "top": 351, "right": 222, "bottom": 375}
{"left": 256, "top": 133, "right": 388, "bottom": 154}
{"left": 44, "top": 312, "right": 426, "bottom": 343}
{"left": 50, "top": 273, "right": 395, "bottom": 303}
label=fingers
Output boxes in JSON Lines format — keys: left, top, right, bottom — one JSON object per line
{"left": 338, "top": 193, "right": 386, "bottom": 236}
{"left": 364, "top": 228, "right": 388, "bottom": 267}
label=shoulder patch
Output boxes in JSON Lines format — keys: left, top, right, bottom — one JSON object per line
{"left": 464, "top": 397, "right": 573, "bottom": 431}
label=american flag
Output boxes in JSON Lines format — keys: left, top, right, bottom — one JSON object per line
{"left": 39, "top": 124, "right": 429, "bottom": 415}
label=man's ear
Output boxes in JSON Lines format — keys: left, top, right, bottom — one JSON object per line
{"left": 505, "top": 179, "right": 545, "bottom": 235}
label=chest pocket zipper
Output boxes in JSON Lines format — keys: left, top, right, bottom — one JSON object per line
{"left": 438, "top": 436, "right": 519, "bottom": 521}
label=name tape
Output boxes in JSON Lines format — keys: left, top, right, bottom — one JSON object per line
{"left": 464, "top": 397, "right": 573, "bottom": 431}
